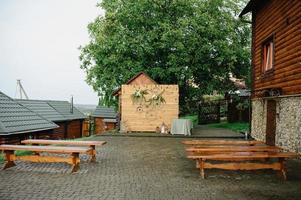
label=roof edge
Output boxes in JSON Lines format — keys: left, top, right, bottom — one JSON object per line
{"left": 239, "top": 0, "right": 253, "bottom": 17}
{"left": 112, "top": 72, "right": 157, "bottom": 96}
{"left": 0, "top": 126, "right": 59, "bottom": 136}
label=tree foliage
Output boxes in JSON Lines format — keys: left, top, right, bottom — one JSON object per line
{"left": 80, "top": 0, "right": 251, "bottom": 112}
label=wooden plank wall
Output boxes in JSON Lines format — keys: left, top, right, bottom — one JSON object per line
{"left": 129, "top": 73, "right": 157, "bottom": 85}
{"left": 0, "top": 130, "right": 54, "bottom": 145}
{"left": 94, "top": 118, "right": 116, "bottom": 134}
{"left": 94, "top": 118, "right": 105, "bottom": 134}
{"left": 82, "top": 120, "right": 90, "bottom": 137}
{"left": 106, "top": 122, "right": 116, "bottom": 131}
{"left": 121, "top": 85, "right": 179, "bottom": 132}
{"left": 66, "top": 120, "right": 82, "bottom": 139}
{"left": 52, "top": 122, "right": 66, "bottom": 139}
{"left": 252, "top": 0, "right": 301, "bottom": 97}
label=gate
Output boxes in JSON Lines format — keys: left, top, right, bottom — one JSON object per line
{"left": 198, "top": 101, "right": 221, "bottom": 124}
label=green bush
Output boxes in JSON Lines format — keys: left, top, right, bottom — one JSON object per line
{"left": 180, "top": 115, "right": 198, "bottom": 126}
{"left": 208, "top": 122, "right": 249, "bottom": 133}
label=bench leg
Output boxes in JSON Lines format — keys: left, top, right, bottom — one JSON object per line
{"left": 3, "top": 150, "right": 16, "bottom": 170}
{"left": 71, "top": 153, "right": 80, "bottom": 173}
{"left": 199, "top": 159, "right": 205, "bottom": 179}
{"left": 196, "top": 160, "right": 199, "bottom": 168}
{"left": 89, "top": 145, "right": 97, "bottom": 163}
{"left": 278, "top": 158, "right": 287, "bottom": 181}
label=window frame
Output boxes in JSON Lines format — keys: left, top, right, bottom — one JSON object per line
{"left": 261, "top": 34, "right": 275, "bottom": 76}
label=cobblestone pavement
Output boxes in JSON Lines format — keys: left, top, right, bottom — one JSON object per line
{"left": 0, "top": 136, "right": 301, "bottom": 200}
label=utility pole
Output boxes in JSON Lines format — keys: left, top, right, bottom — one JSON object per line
{"left": 15, "top": 79, "right": 29, "bottom": 99}
{"left": 70, "top": 95, "right": 74, "bottom": 113}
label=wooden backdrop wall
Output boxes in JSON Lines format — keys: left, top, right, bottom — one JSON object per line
{"left": 121, "top": 85, "right": 179, "bottom": 132}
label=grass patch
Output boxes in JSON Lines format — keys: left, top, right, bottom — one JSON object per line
{"left": 180, "top": 115, "right": 198, "bottom": 126}
{"left": 207, "top": 122, "right": 250, "bottom": 133}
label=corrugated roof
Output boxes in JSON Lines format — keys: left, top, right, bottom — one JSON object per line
{"left": 46, "top": 100, "right": 86, "bottom": 120}
{"left": 0, "top": 91, "right": 58, "bottom": 135}
{"left": 16, "top": 99, "right": 66, "bottom": 122}
{"left": 92, "top": 106, "right": 116, "bottom": 119}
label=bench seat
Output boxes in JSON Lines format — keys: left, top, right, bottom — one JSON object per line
{"left": 186, "top": 145, "right": 282, "bottom": 153}
{"left": 182, "top": 139, "right": 265, "bottom": 146}
{"left": 21, "top": 139, "right": 107, "bottom": 162}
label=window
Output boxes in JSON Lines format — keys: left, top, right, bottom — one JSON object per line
{"left": 262, "top": 36, "right": 274, "bottom": 73}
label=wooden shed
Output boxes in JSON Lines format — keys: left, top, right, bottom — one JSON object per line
{"left": 0, "top": 91, "right": 58, "bottom": 144}
{"left": 113, "top": 72, "right": 158, "bottom": 115}
{"left": 114, "top": 72, "right": 179, "bottom": 132}
{"left": 17, "top": 99, "right": 67, "bottom": 139}
{"left": 17, "top": 99, "right": 87, "bottom": 139}
{"left": 46, "top": 100, "right": 86, "bottom": 139}
{"left": 240, "top": 0, "right": 301, "bottom": 152}
{"left": 92, "top": 106, "right": 117, "bottom": 134}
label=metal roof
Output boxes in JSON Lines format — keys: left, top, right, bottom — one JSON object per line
{"left": 16, "top": 99, "right": 66, "bottom": 122}
{"left": 46, "top": 100, "right": 86, "bottom": 120}
{"left": 92, "top": 106, "right": 116, "bottom": 119}
{"left": 0, "top": 91, "right": 58, "bottom": 135}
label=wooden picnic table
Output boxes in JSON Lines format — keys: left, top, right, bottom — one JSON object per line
{"left": 21, "top": 139, "right": 107, "bottom": 162}
{"left": 0, "top": 145, "right": 91, "bottom": 173}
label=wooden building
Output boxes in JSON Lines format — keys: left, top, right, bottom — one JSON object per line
{"left": 92, "top": 106, "right": 117, "bottom": 134}
{"left": 114, "top": 72, "right": 179, "bottom": 132}
{"left": 113, "top": 72, "right": 158, "bottom": 114}
{"left": 240, "top": 0, "right": 301, "bottom": 152}
{"left": 0, "top": 91, "right": 58, "bottom": 144}
{"left": 45, "top": 100, "right": 86, "bottom": 139}
{"left": 17, "top": 99, "right": 66, "bottom": 139}
{"left": 17, "top": 99, "right": 87, "bottom": 139}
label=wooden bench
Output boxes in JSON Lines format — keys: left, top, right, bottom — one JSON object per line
{"left": 187, "top": 151, "right": 300, "bottom": 180}
{"left": 186, "top": 145, "right": 282, "bottom": 153}
{"left": 0, "top": 145, "right": 91, "bottom": 173}
{"left": 182, "top": 139, "right": 265, "bottom": 146}
{"left": 22, "top": 139, "right": 107, "bottom": 162}
{"left": 186, "top": 145, "right": 283, "bottom": 167}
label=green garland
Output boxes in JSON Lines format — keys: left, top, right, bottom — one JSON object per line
{"left": 131, "top": 89, "right": 166, "bottom": 108}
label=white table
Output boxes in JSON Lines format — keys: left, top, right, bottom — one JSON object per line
{"left": 171, "top": 119, "right": 193, "bottom": 136}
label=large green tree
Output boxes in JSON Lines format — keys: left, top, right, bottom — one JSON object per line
{"left": 80, "top": 0, "right": 251, "bottom": 111}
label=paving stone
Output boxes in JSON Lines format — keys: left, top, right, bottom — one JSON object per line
{"left": 0, "top": 136, "right": 301, "bottom": 200}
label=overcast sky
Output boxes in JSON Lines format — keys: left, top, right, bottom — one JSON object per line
{"left": 0, "top": 0, "right": 104, "bottom": 105}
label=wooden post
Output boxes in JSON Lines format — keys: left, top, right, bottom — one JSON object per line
{"left": 199, "top": 159, "right": 205, "bottom": 179}
{"left": 71, "top": 153, "right": 80, "bottom": 173}
{"left": 89, "top": 145, "right": 97, "bottom": 163}
{"left": 3, "top": 150, "right": 16, "bottom": 170}
{"left": 278, "top": 158, "right": 287, "bottom": 181}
